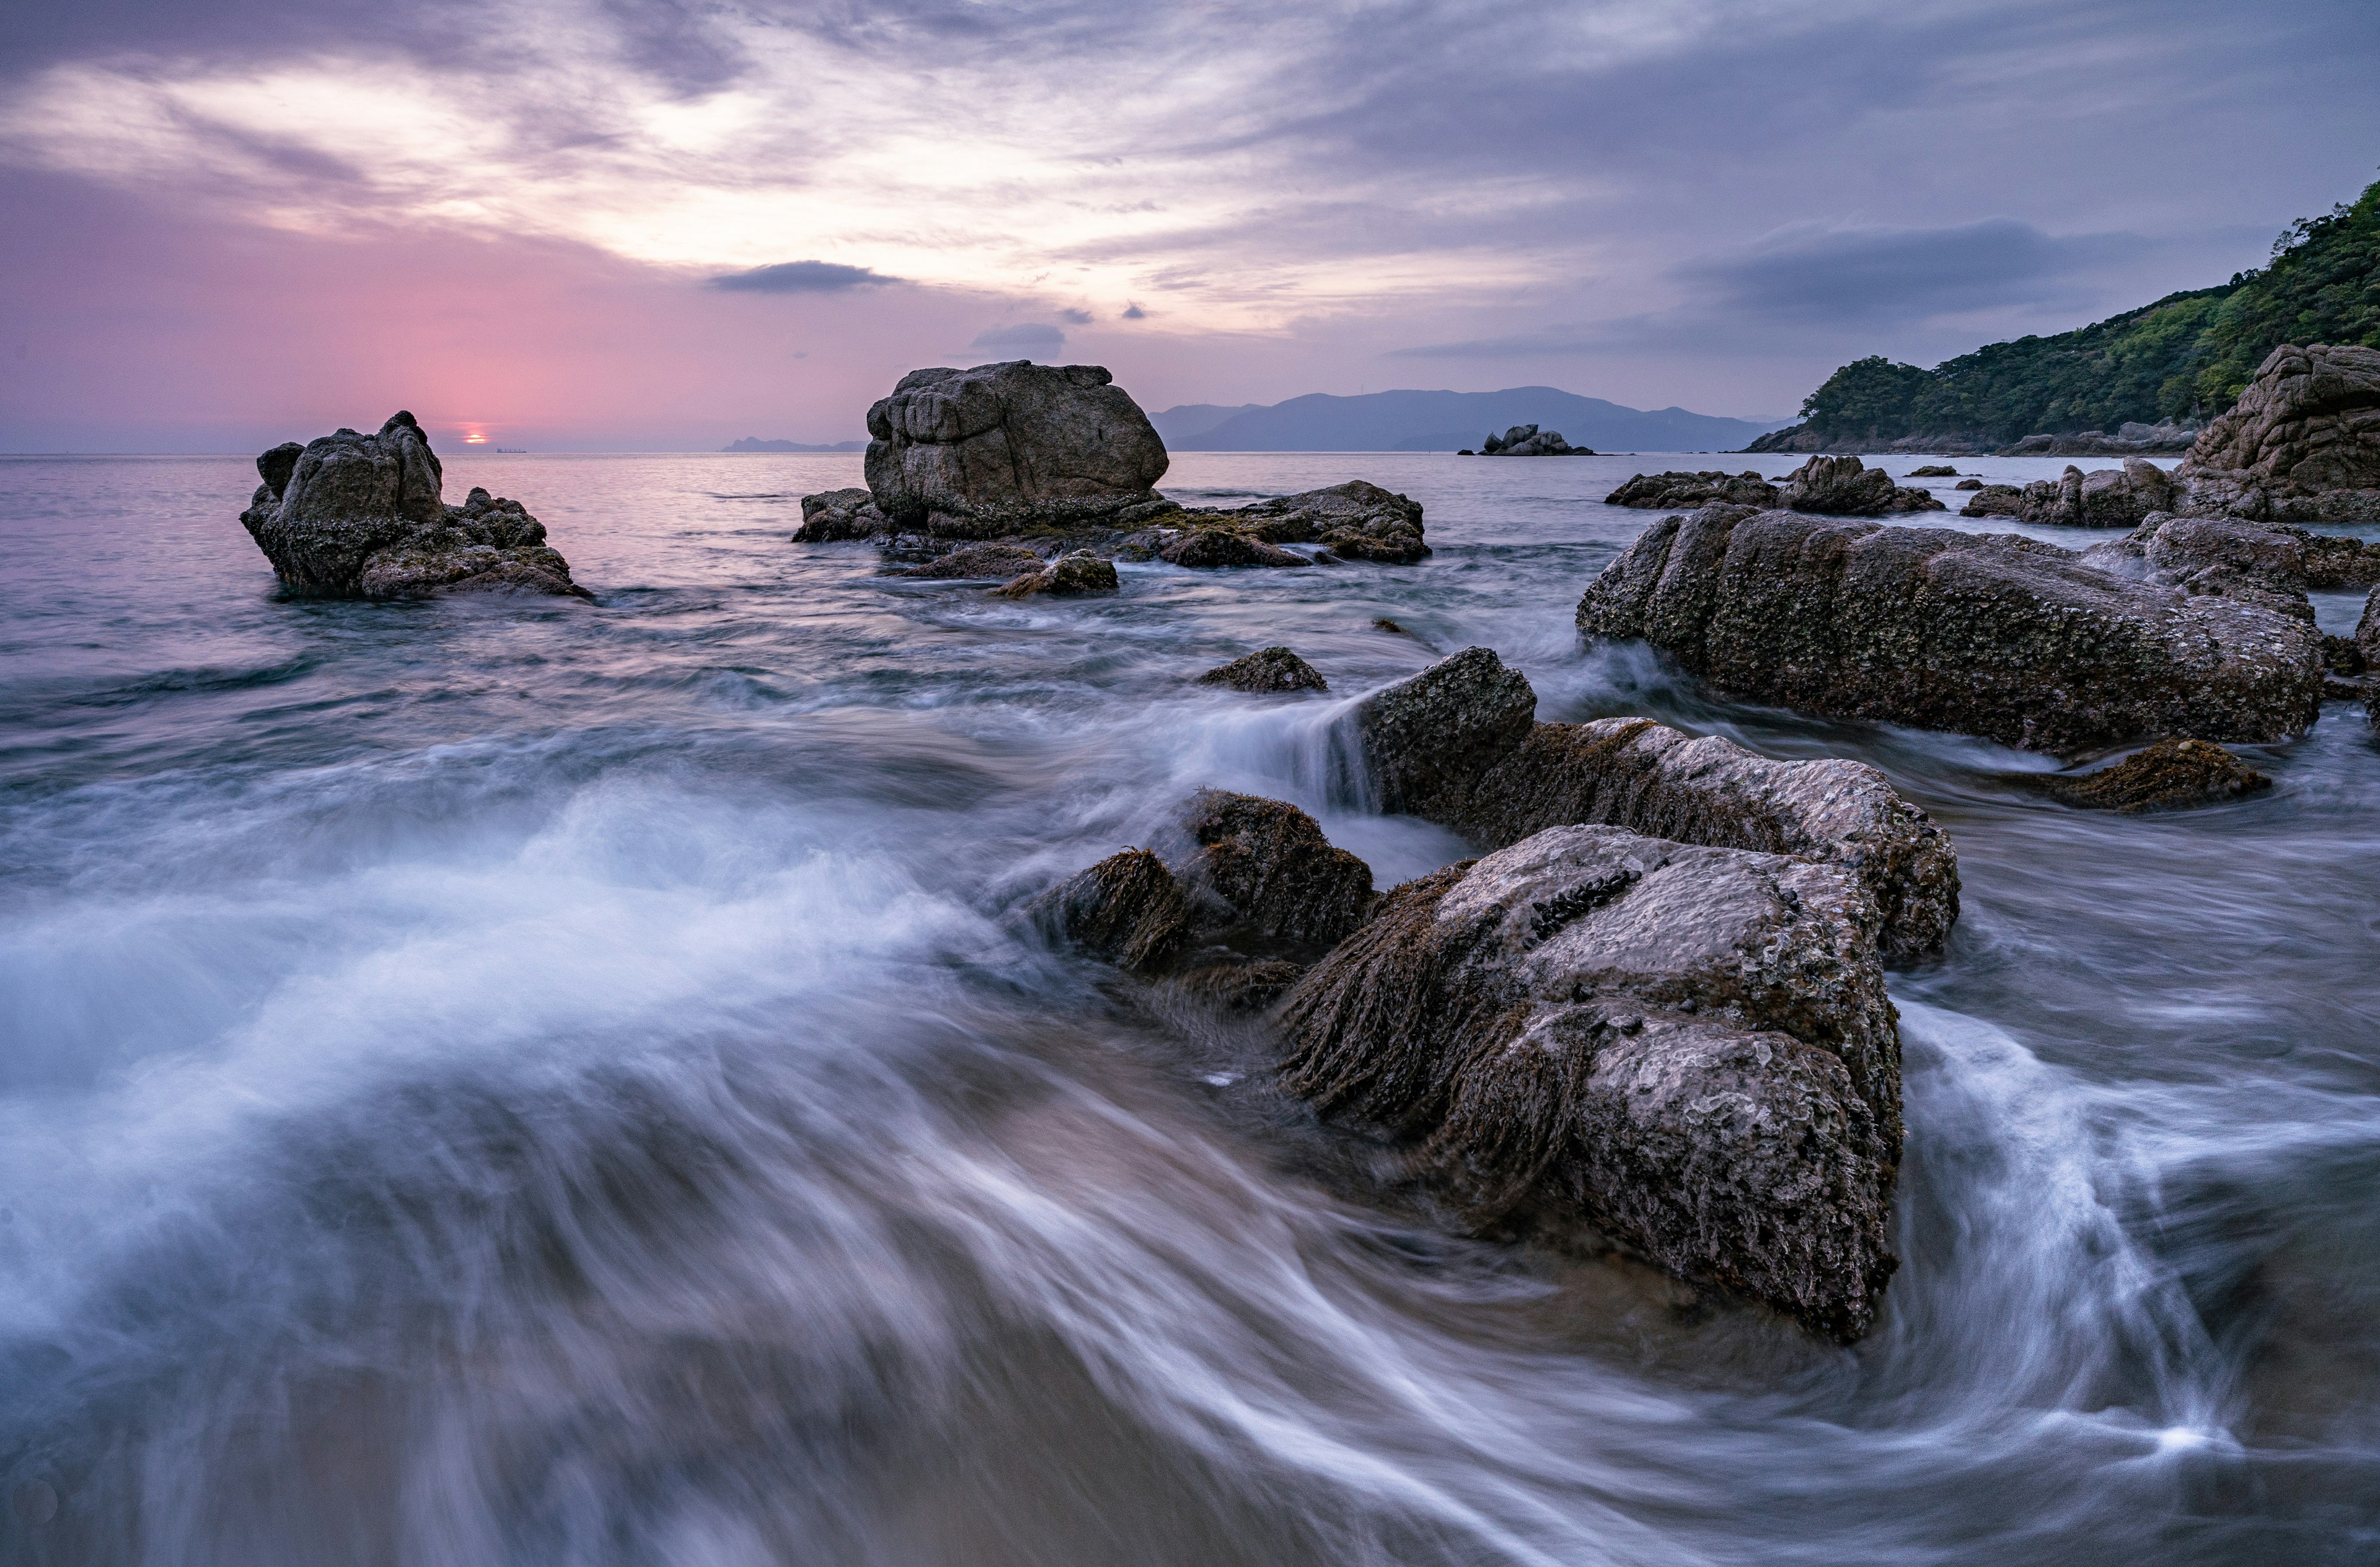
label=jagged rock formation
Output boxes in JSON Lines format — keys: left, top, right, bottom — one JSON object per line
{"left": 1780, "top": 456, "right": 1946, "bottom": 516}
{"left": 1278, "top": 823, "right": 1902, "bottom": 1341}
{"left": 2037, "top": 739, "right": 2273, "bottom": 813}
{"left": 237, "top": 412, "right": 586, "bottom": 599}
{"left": 994, "top": 550, "right": 1117, "bottom": 597}
{"left": 1344, "top": 651, "right": 1957, "bottom": 963}
{"left": 1196, "top": 647, "right": 1328, "bottom": 692}
{"left": 1604, "top": 471, "right": 1782, "bottom": 510}
{"left": 1962, "top": 459, "right": 2179, "bottom": 529}
{"left": 1481, "top": 424, "right": 1592, "bottom": 455}
{"left": 794, "top": 488, "right": 888, "bottom": 542}
{"left": 863, "top": 361, "right": 1175, "bottom": 537}
{"left": 1576, "top": 506, "right": 2323, "bottom": 753}
{"left": 1152, "top": 480, "right": 1429, "bottom": 564}
{"left": 2177, "top": 344, "right": 2380, "bottom": 523}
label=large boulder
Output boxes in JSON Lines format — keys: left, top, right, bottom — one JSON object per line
{"left": 237, "top": 413, "right": 586, "bottom": 599}
{"left": 1279, "top": 824, "right": 1901, "bottom": 1341}
{"left": 2361, "top": 586, "right": 2380, "bottom": 669}
{"left": 1604, "top": 471, "right": 1783, "bottom": 510}
{"left": 863, "top": 361, "right": 1172, "bottom": 537}
{"left": 1576, "top": 506, "right": 2323, "bottom": 753}
{"left": 1341, "top": 649, "right": 1959, "bottom": 962}
{"left": 1781, "top": 455, "right": 1945, "bottom": 516}
{"left": 793, "top": 488, "right": 888, "bottom": 542}
{"left": 1482, "top": 424, "right": 1592, "bottom": 455}
{"left": 2179, "top": 344, "right": 2380, "bottom": 523}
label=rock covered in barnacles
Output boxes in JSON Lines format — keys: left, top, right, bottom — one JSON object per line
{"left": 1196, "top": 647, "right": 1329, "bottom": 692}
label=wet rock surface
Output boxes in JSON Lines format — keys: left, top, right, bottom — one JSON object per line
{"left": 1179, "top": 791, "right": 1377, "bottom": 954}
{"left": 1036, "top": 848, "right": 1192, "bottom": 970}
{"left": 1278, "top": 823, "right": 1902, "bottom": 1342}
{"left": 1576, "top": 506, "right": 2324, "bottom": 752}
{"left": 793, "top": 488, "right": 889, "bottom": 542}
{"left": 863, "top": 361, "right": 1173, "bottom": 537}
{"left": 994, "top": 550, "right": 1118, "bottom": 597}
{"left": 2179, "top": 344, "right": 2380, "bottom": 524}
{"left": 2036, "top": 739, "right": 2273, "bottom": 814}
{"left": 891, "top": 543, "right": 1047, "bottom": 580}
{"left": 237, "top": 413, "right": 586, "bottom": 599}
{"left": 1604, "top": 471, "right": 1782, "bottom": 510}
{"left": 1158, "top": 530, "right": 1307, "bottom": 568}
{"left": 1347, "top": 647, "right": 1539, "bottom": 820}
{"left": 1781, "top": 455, "right": 1945, "bottom": 516}
{"left": 1196, "top": 647, "right": 1328, "bottom": 693}
{"left": 2081, "top": 512, "right": 2380, "bottom": 605}
{"left": 1170, "top": 480, "right": 1429, "bottom": 564}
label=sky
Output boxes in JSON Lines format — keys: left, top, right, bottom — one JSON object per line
{"left": 1, "top": 0, "right": 2374, "bottom": 452}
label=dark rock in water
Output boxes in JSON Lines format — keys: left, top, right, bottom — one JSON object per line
{"left": 2038, "top": 739, "right": 2273, "bottom": 813}
{"left": 2178, "top": 344, "right": 2380, "bottom": 524}
{"left": 1278, "top": 823, "right": 1902, "bottom": 1342}
{"left": 1159, "top": 529, "right": 1307, "bottom": 568}
{"left": 794, "top": 488, "right": 888, "bottom": 542}
{"left": 1348, "top": 647, "right": 1538, "bottom": 819}
{"left": 1604, "top": 470, "right": 1781, "bottom": 510}
{"left": 1457, "top": 716, "right": 1959, "bottom": 964}
{"left": 1954, "top": 478, "right": 1985, "bottom": 491}
{"left": 1372, "top": 617, "right": 1409, "bottom": 635}
{"left": 1196, "top": 647, "right": 1328, "bottom": 692}
{"left": 863, "top": 361, "right": 1173, "bottom": 537}
{"left": 1481, "top": 424, "right": 1592, "bottom": 456}
{"left": 1906, "top": 465, "right": 1959, "bottom": 478}
{"left": 1576, "top": 506, "right": 2324, "bottom": 752}
{"left": 994, "top": 550, "right": 1118, "bottom": 597}
{"left": 1960, "top": 483, "right": 2024, "bottom": 517}
{"left": 893, "top": 543, "right": 1046, "bottom": 579}
{"left": 1223, "top": 481, "right": 1429, "bottom": 564}
{"left": 1989, "top": 459, "right": 2177, "bottom": 529}
{"left": 2080, "top": 512, "right": 2380, "bottom": 609}
{"left": 1181, "top": 790, "right": 1375, "bottom": 953}
{"left": 1781, "top": 455, "right": 1944, "bottom": 516}
{"left": 1036, "top": 848, "right": 1191, "bottom": 970}
{"left": 237, "top": 413, "right": 586, "bottom": 599}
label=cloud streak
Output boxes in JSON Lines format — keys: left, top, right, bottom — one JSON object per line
{"left": 709, "top": 260, "right": 902, "bottom": 292}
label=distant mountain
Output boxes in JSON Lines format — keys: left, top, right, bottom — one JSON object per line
{"left": 723, "top": 437, "right": 868, "bottom": 452}
{"left": 1152, "top": 387, "right": 1787, "bottom": 453}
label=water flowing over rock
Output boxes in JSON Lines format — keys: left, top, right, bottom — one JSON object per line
{"left": 2081, "top": 512, "right": 2380, "bottom": 611}
{"left": 1482, "top": 424, "right": 1592, "bottom": 456}
{"left": 1278, "top": 823, "right": 1901, "bottom": 1341}
{"left": 2037, "top": 739, "right": 2273, "bottom": 813}
{"left": 1780, "top": 455, "right": 1945, "bottom": 516}
{"left": 1604, "top": 472, "right": 1782, "bottom": 510}
{"left": 1576, "top": 506, "right": 2323, "bottom": 752}
{"left": 2179, "top": 344, "right": 2380, "bottom": 523}
{"left": 1347, "top": 647, "right": 1540, "bottom": 820}
{"left": 237, "top": 413, "right": 586, "bottom": 599}
{"left": 994, "top": 550, "right": 1118, "bottom": 597}
{"left": 863, "top": 361, "right": 1173, "bottom": 537}
{"left": 794, "top": 488, "right": 888, "bottom": 542}
{"left": 1196, "top": 647, "right": 1328, "bottom": 692}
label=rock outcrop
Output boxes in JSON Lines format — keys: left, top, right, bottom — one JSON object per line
{"left": 1780, "top": 456, "right": 1946, "bottom": 516}
{"left": 1196, "top": 647, "right": 1328, "bottom": 693}
{"left": 1158, "top": 530, "right": 1307, "bottom": 568}
{"left": 1954, "top": 478, "right": 1985, "bottom": 491}
{"left": 2080, "top": 512, "right": 2380, "bottom": 607}
{"left": 1127, "top": 481, "right": 1429, "bottom": 566}
{"left": 1342, "top": 649, "right": 1959, "bottom": 962}
{"left": 892, "top": 543, "right": 1047, "bottom": 579}
{"left": 1972, "top": 459, "right": 2179, "bottom": 529}
{"left": 2037, "top": 739, "right": 2273, "bottom": 813}
{"left": 1481, "top": 424, "right": 1592, "bottom": 456}
{"left": 863, "top": 361, "right": 1173, "bottom": 537}
{"left": 1279, "top": 823, "right": 1901, "bottom": 1341}
{"left": 1604, "top": 472, "right": 1783, "bottom": 511}
{"left": 1576, "top": 506, "right": 2324, "bottom": 752}
{"left": 1037, "top": 849, "right": 1192, "bottom": 970}
{"left": 994, "top": 550, "right": 1118, "bottom": 598}
{"left": 237, "top": 413, "right": 586, "bottom": 599}
{"left": 2177, "top": 344, "right": 2380, "bottom": 523}
{"left": 793, "top": 488, "right": 889, "bottom": 542}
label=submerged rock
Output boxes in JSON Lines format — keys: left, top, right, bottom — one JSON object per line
{"left": 1279, "top": 823, "right": 1902, "bottom": 1341}
{"left": 1482, "top": 424, "right": 1592, "bottom": 456}
{"left": 1158, "top": 529, "right": 1307, "bottom": 568}
{"left": 237, "top": 413, "right": 586, "bottom": 599}
{"left": 793, "top": 488, "right": 888, "bottom": 542}
{"left": 994, "top": 550, "right": 1119, "bottom": 597}
{"left": 2037, "top": 739, "right": 2273, "bottom": 813}
{"left": 1604, "top": 471, "right": 1782, "bottom": 511}
{"left": 1781, "top": 455, "right": 1945, "bottom": 516}
{"left": 1196, "top": 647, "right": 1329, "bottom": 692}
{"left": 863, "top": 361, "right": 1173, "bottom": 537}
{"left": 892, "top": 543, "right": 1046, "bottom": 579}
{"left": 2178, "top": 344, "right": 2380, "bottom": 524}
{"left": 1576, "top": 506, "right": 2323, "bottom": 753}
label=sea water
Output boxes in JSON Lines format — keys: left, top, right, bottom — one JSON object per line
{"left": 2, "top": 449, "right": 2376, "bottom": 1563}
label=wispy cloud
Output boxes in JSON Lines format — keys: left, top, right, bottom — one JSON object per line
{"left": 969, "top": 323, "right": 1068, "bottom": 356}
{"left": 709, "top": 260, "right": 902, "bottom": 293}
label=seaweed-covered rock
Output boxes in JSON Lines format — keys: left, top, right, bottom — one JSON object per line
{"left": 1036, "top": 849, "right": 1191, "bottom": 970}
{"left": 1196, "top": 647, "right": 1328, "bottom": 692}
{"left": 2037, "top": 739, "right": 2273, "bottom": 813}
{"left": 1181, "top": 791, "right": 1375, "bottom": 952}
{"left": 1781, "top": 455, "right": 1945, "bottom": 516}
{"left": 863, "top": 361, "right": 1172, "bottom": 537}
{"left": 892, "top": 543, "right": 1046, "bottom": 579}
{"left": 1604, "top": 471, "right": 1782, "bottom": 510}
{"left": 1279, "top": 824, "right": 1901, "bottom": 1341}
{"left": 1576, "top": 506, "right": 2323, "bottom": 752}
{"left": 1215, "top": 481, "right": 1430, "bottom": 564}
{"left": 994, "top": 550, "right": 1119, "bottom": 598}
{"left": 1481, "top": 424, "right": 1592, "bottom": 456}
{"left": 2178, "top": 344, "right": 2380, "bottom": 524}
{"left": 1158, "top": 530, "right": 1307, "bottom": 568}
{"left": 237, "top": 413, "right": 586, "bottom": 599}
{"left": 1347, "top": 647, "right": 1538, "bottom": 819}
{"left": 1458, "top": 718, "right": 1959, "bottom": 963}
{"left": 793, "top": 488, "right": 888, "bottom": 542}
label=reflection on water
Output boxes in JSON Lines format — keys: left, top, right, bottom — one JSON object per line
{"left": 1, "top": 450, "right": 2375, "bottom": 1563}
